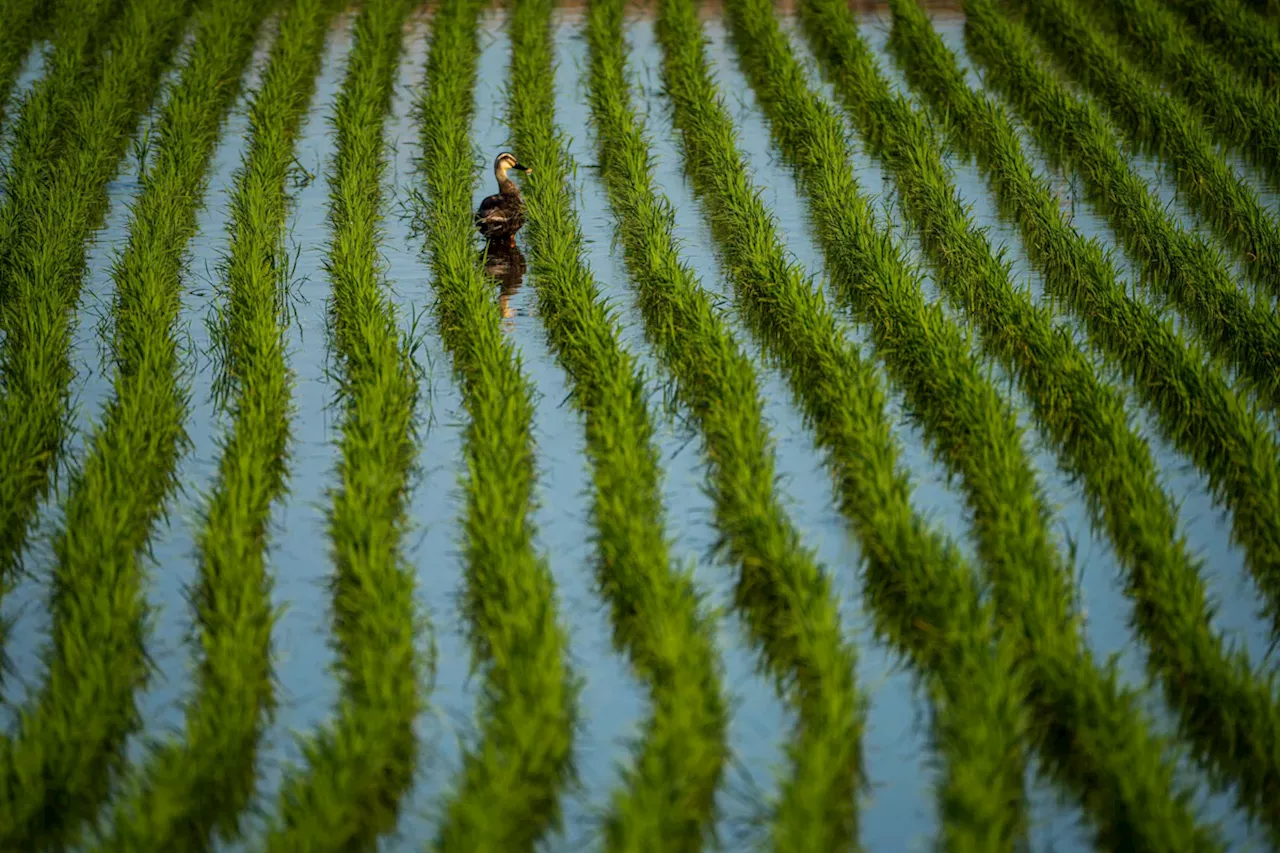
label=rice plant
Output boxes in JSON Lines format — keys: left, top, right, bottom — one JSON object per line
{"left": 260, "top": 0, "right": 426, "bottom": 846}
{"left": 749, "top": 0, "right": 1227, "bottom": 847}
{"left": 1076, "top": 0, "right": 1280, "bottom": 194}
{"left": 0, "top": 0, "right": 49, "bottom": 130}
{"left": 90, "top": 0, "right": 338, "bottom": 849}
{"left": 411, "top": 0, "right": 579, "bottom": 847}
{"left": 0, "top": 0, "right": 208, "bottom": 845}
{"left": 503, "top": 2, "right": 740, "bottom": 850}
{"left": 1163, "top": 0, "right": 1280, "bottom": 87}
{"left": 0, "top": 0, "right": 124, "bottom": 306}
{"left": 655, "top": 0, "right": 1034, "bottom": 847}
{"left": 884, "top": 1, "right": 1280, "bottom": 840}
{"left": 581, "top": 0, "right": 882, "bottom": 845}
{"left": 993, "top": 0, "right": 1280, "bottom": 301}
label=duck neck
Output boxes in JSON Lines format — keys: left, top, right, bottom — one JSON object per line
{"left": 495, "top": 166, "right": 519, "bottom": 197}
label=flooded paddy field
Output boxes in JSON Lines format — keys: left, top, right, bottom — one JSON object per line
{"left": 1, "top": 0, "right": 1278, "bottom": 849}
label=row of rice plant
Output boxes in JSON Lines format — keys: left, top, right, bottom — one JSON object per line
{"left": 97, "top": 0, "right": 339, "bottom": 849}
{"left": 957, "top": 0, "right": 1280, "bottom": 626}
{"left": 1079, "top": 0, "right": 1280, "bottom": 194}
{"left": 1163, "top": 0, "right": 1280, "bottom": 88}
{"left": 884, "top": 1, "right": 1280, "bottom": 841}
{"left": 512, "top": 0, "right": 739, "bottom": 848}
{"left": 254, "top": 0, "right": 427, "bottom": 847}
{"left": 951, "top": 0, "right": 1280, "bottom": 416}
{"left": 655, "top": 0, "right": 1033, "bottom": 846}
{"left": 0, "top": 0, "right": 156, "bottom": 564}
{"left": 736, "top": 0, "right": 1218, "bottom": 848}
{"left": 997, "top": 0, "right": 1280, "bottom": 302}
{"left": 0, "top": 0, "right": 123, "bottom": 308}
{"left": 0, "top": 0, "right": 48, "bottom": 127}
{"left": 0, "top": 0, "right": 199, "bottom": 846}
{"left": 585, "top": 0, "right": 876, "bottom": 846}
{"left": 36, "top": 0, "right": 268, "bottom": 850}
{"left": 967, "top": 7, "right": 1280, "bottom": 417}
{"left": 0, "top": 0, "right": 109, "bottom": 650}
{"left": 884, "top": 0, "right": 1280, "bottom": 601}
{"left": 411, "top": 0, "right": 578, "bottom": 846}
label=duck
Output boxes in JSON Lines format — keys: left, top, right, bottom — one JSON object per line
{"left": 475, "top": 152, "right": 531, "bottom": 248}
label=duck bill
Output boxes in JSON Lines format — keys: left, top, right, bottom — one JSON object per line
{"left": 515, "top": 163, "right": 532, "bottom": 173}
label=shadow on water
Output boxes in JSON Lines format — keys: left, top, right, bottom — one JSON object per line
{"left": 482, "top": 240, "right": 527, "bottom": 331}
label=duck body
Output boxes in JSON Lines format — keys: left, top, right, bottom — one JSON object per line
{"left": 476, "top": 152, "right": 531, "bottom": 246}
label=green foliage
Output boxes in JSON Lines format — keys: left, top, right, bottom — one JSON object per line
{"left": 0, "top": 0, "right": 203, "bottom": 846}
{"left": 258, "top": 0, "right": 426, "bottom": 847}
{"left": 496, "top": 0, "right": 742, "bottom": 849}
{"left": 1079, "top": 0, "right": 1280, "bottom": 193}
{"left": 410, "top": 0, "right": 579, "bottom": 848}
{"left": 656, "top": 0, "right": 1038, "bottom": 848}
{"left": 95, "top": 0, "right": 338, "bottom": 849}
{"left": 587, "top": 0, "right": 883, "bottom": 846}
{"left": 1164, "top": 0, "right": 1280, "bottom": 87}
{"left": 958, "top": 0, "right": 1280, "bottom": 617}
{"left": 945, "top": 0, "right": 1280, "bottom": 839}
{"left": 0, "top": 0, "right": 123, "bottom": 293}
{"left": 787, "top": 0, "right": 1226, "bottom": 847}
{"left": 995, "top": 0, "right": 1280, "bottom": 301}
{"left": 0, "top": 0, "right": 50, "bottom": 130}
{"left": 0, "top": 0, "right": 138, "bottom": 570}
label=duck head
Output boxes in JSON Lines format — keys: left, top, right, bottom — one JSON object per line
{"left": 494, "top": 151, "right": 531, "bottom": 179}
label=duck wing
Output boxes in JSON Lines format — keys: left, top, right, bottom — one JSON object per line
{"left": 475, "top": 193, "right": 505, "bottom": 225}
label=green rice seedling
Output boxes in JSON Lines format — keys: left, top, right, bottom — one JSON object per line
{"left": 883, "top": 2, "right": 1280, "bottom": 839}
{"left": 954, "top": 0, "right": 1280, "bottom": 410}
{"left": 743, "top": 0, "right": 1225, "bottom": 847}
{"left": 258, "top": 0, "right": 425, "bottom": 847}
{"left": 953, "top": 0, "right": 1280, "bottom": 593}
{"left": 411, "top": 0, "right": 578, "bottom": 848}
{"left": 91, "top": 0, "right": 339, "bottom": 848}
{"left": 0, "top": 0, "right": 124, "bottom": 301}
{"left": 511, "top": 1, "right": 739, "bottom": 849}
{"left": 655, "top": 0, "right": 1035, "bottom": 848}
{"left": 499, "top": 1, "right": 736, "bottom": 848}
{"left": 0, "top": 0, "right": 49, "bottom": 129}
{"left": 80, "top": 7, "right": 312, "bottom": 853}
{"left": 994, "top": 0, "right": 1280, "bottom": 301}
{"left": 0, "top": 0, "right": 213, "bottom": 846}
{"left": 1076, "top": 0, "right": 1280, "bottom": 194}
{"left": 1163, "top": 0, "right": 1280, "bottom": 87}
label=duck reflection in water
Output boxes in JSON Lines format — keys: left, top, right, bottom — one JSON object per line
{"left": 483, "top": 241, "right": 526, "bottom": 333}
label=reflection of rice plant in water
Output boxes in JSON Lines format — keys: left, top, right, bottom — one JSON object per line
{"left": 2, "top": 0, "right": 1278, "bottom": 848}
